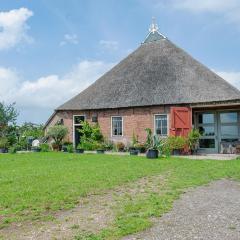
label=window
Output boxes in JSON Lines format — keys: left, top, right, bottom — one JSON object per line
{"left": 73, "top": 115, "right": 85, "bottom": 147}
{"left": 74, "top": 115, "right": 85, "bottom": 125}
{"left": 198, "top": 113, "right": 214, "bottom": 124}
{"left": 155, "top": 115, "right": 168, "bottom": 136}
{"left": 112, "top": 117, "right": 123, "bottom": 136}
{"left": 199, "top": 139, "right": 215, "bottom": 148}
{"left": 220, "top": 112, "right": 237, "bottom": 123}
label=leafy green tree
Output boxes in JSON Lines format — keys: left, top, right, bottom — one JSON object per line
{"left": 0, "top": 102, "right": 18, "bottom": 137}
{"left": 18, "top": 123, "right": 44, "bottom": 149}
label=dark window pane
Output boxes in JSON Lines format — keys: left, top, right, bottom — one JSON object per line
{"left": 199, "top": 126, "right": 215, "bottom": 136}
{"left": 112, "top": 117, "right": 123, "bottom": 136}
{"left": 74, "top": 116, "right": 85, "bottom": 124}
{"left": 221, "top": 139, "right": 238, "bottom": 143}
{"left": 198, "top": 113, "right": 214, "bottom": 124}
{"left": 155, "top": 115, "right": 168, "bottom": 136}
{"left": 199, "top": 139, "right": 215, "bottom": 148}
{"left": 221, "top": 125, "right": 238, "bottom": 136}
{"left": 220, "top": 112, "right": 237, "bottom": 123}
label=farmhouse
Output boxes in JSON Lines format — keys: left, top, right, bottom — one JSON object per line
{"left": 45, "top": 21, "right": 240, "bottom": 154}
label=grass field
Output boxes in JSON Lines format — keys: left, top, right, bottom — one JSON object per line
{"left": 1, "top": 152, "right": 240, "bottom": 239}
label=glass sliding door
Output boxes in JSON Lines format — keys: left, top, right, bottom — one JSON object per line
{"left": 197, "top": 112, "right": 218, "bottom": 153}
{"left": 219, "top": 112, "right": 239, "bottom": 144}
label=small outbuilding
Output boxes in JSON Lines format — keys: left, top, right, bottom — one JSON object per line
{"left": 45, "top": 21, "right": 240, "bottom": 154}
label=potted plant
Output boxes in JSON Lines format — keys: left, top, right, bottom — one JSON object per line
{"left": 168, "top": 136, "right": 186, "bottom": 155}
{"left": 46, "top": 125, "right": 68, "bottom": 151}
{"left": 187, "top": 129, "right": 201, "bottom": 155}
{"left": 135, "top": 143, "right": 146, "bottom": 153}
{"left": 76, "top": 142, "right": 85, "bottom": 153}
{"left": 0, "top": 137, "right": 9, "bottom": 153}
{"left": 31, "top": 146, "right": 41, "bottom": 152}
{"left": 96, "top": 142, "right": 105, "bottom": 154}
{"left": 116, "top": 142, "right": 125, "bottom": 152}
{"left": 145, "top": 128, "right": 160, "bottom": 159}
{"left": 129, "top": 132, "right": 139, "bottom": 155}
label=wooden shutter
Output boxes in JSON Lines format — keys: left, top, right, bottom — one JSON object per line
{"left": 170, "top": 107, "right": 192, "bottom": 137}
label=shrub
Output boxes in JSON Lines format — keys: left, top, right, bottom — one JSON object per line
{"left": 77, "top": 121, "right": 104, "bottom": 151}
{"left": 77, "top": 140, "right": 99, "bottom": 151}
{"left": 0, "top": 137, "right": 9, "bottom": 149}
{"left": 187, "top": 129, "right": 201, "bottom": 151}
{"left": 46, "top": 125, "right": 68, "bottom": 150}
{"left": 40, "top": 143, "right": 50, "bottom": 152}
{"left": 131, "top": 132, "right": 138, "bottom": 148}
{"left": 67, "top": 144, "right": 74, "bottom": 153}
{"left": 135, "top": 143, "right": 146, "bottom": 153}
{"left": 167, "top": 136, "right": 186, "bottom": 150}
{"left": 103, "top": 141, "right": 114, "bottom": 151}
{"left": 9, "top": 146, "right": 17, "bottom": 154}
{"left": 78, "top": 121, "right": 103, "bottom": 142}
{"left": 116, "top": 142, "right": 125, "bottom": 152}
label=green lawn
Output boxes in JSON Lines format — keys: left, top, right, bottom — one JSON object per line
{"left": 1, "top": 152, "right": 240, "bottom": 239}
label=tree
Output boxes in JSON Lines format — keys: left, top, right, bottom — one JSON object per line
{"left": 46, "top": 125, "right": 68, "bottom": 149}
{"left": 0, "top": 102, "right": 18, "bottom": 138}
{"left": 18, "top": 122, "right": 44, "bottom": 149}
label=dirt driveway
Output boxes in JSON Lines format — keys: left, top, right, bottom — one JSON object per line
{"left": 123, "top": 180, "right": 240, "bottom": 240}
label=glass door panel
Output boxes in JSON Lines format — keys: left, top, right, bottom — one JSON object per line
{"left": 197, "top": 112, "right": 218, "bottom": 153}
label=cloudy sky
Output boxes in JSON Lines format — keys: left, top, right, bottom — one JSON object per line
{"left": 0, "top": 0, "right": 240, "bottom": 124}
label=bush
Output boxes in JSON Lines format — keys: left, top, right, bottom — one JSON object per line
{"left": 135, "top": 143, "right": 146, "bottom": 153}
{"left": 167, "top": 136, "right": 186, "bottom": 150}
{"left": 67, "top": 144, "right": 74, "bottom": 153}
{"left": 187, "top": 129, "right": 201, "bottom": 151}
{"left": 77, "top": 121, "right": 104, "bottom": 151}
{"left": 40, "top": 143, "right": 50, "bottom": 152}
{"left": 103, "top": 141, "right": 114, "bottom": 151}
{"left": 0, "top": 137, "right": 9, "bottom": 149}
{"left": 116, "top": 142, "right": 125, "bottom": 152}
{"left": 77, "top": 140, "right": 99, "bottom": 151}
{"left": 78, "top": 121, "right": 103, "bottom": 142}
{"left": 9, "top": 146, "right": 17, "bottom": 154}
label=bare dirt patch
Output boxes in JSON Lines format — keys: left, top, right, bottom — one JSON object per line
{"left": 0, "top": 174, "right": 167, "bottom": 240}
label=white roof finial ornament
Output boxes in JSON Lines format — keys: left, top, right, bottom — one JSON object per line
{"left": 149, "top": 17, "right": 159, "bottom": 33}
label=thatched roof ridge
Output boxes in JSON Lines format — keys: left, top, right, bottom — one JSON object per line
{"left": 57, "top": 38, "right": 240, "bottom": 110}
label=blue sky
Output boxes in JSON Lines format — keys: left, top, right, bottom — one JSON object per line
{"left": 0, "top": 0, "right": 240, "bottom": 124}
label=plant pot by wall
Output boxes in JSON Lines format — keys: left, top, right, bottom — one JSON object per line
{"left": 0, "top": 148, "right": 8, "bottom": 153}
{"left": 172, "top": 149, "right": 180, "bottom": 155}
{"left": 130, "top": 149, "right": 139, "bottom": 155}
{"left": 62, "top": 146, "right": 68, "bottom": 152}
{"left": 96, "top": 149, "right": 105, "bottom": 154}
{"left": 191, "top": 149, "right": 198, "bottom": 155}
{"left": 146, "top": 149, "right": 158, "bottom": 159}
{"left": 31, "top": 148, "right": 41, "bottom": 152}
{"left": 76, "top": 148, "right": 84, "bottom": 154}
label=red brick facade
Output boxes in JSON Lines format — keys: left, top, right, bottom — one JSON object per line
{"left": 45, "top": 106, "right": 171, "bottom": 146}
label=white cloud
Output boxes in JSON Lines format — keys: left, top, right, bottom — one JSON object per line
{"left": 99, "top": 40, "right": 119, "bottom": 51}
{"left": 171, "top": 0, "right": 238, "bottom": 12}
{"left": 0, "top": 61, "right": 114, "bottom": 109}
{"left": 215, "top": 71, "right": 240, "bottom": 90}
{"left": 168, "top": 0, "right": 240, "bottom": 25}
{"left": 0, "top": 8, "right": 33, "bottom": 50}
{"left": 60, "top": 34, "right": 79, "bottom": 46}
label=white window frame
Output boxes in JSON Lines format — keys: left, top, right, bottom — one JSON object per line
{"left": 154, "top": 114, "right": 169, "bottom": 137}
{"left": 73, "top": 115, "right": 86, "bottom": 148}
{"left": 111, "top": 116, "right": 123, "bottom": 137}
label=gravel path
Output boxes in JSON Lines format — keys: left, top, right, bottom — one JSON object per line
{"left": 123, "top": 180, "right": 240, "bottom": 240}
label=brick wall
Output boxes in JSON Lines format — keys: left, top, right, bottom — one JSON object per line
{"left": 46, "top": 106, "right": 171, "bottom": 145}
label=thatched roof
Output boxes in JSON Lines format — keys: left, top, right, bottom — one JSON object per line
{"left": 57, "top": 32, "right": 240, "bottom": 111}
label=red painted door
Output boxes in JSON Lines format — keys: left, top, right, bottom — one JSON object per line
{"left": 170, "top": 107, "right": 192, "bottom": 137}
